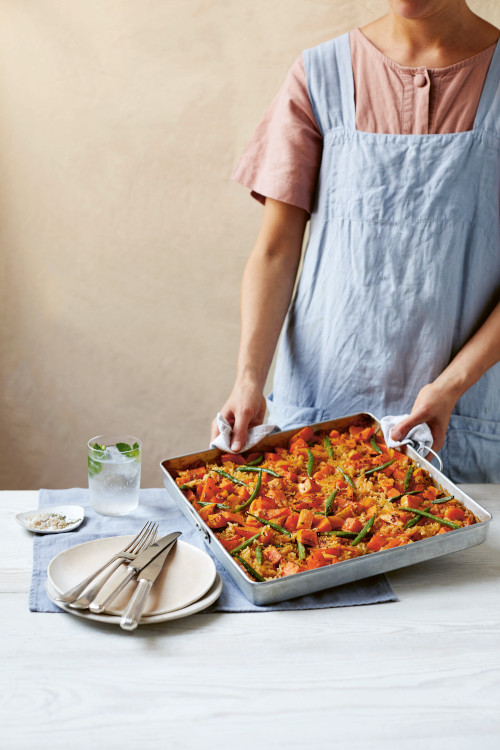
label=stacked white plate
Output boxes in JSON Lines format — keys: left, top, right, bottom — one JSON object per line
{"left": 45, "top": 535, "right": 222, "bottom": 626}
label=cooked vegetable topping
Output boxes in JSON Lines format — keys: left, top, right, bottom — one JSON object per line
{"left": 404, "top": 466, "right": 413, "bottom": 491}
{"left": 307, "top": 449, "right": 314, "bottom": 477}
{"left": 174, "top": 418, "right": 478, "bottom": 582}
{"left": 370, "top": 435, "right": 382, "bottom": 454}
{"left": 213, "top": 468, "right": 248, "bottom": 487}
{"left": 351, "top": 514, "right": 375, "bottom": 546}
{"left": 365, "top": 459, "right": 396, "bottom": 476}
{"left": 396, "top": 506, "right": 461, "bottom": 529}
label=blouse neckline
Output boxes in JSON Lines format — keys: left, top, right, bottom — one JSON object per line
{"left": 353, "top": 27, "right": 498, "bottom": 77}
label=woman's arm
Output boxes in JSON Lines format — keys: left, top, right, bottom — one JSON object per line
{"left": 211, "top": 198, "right": 309, "bottom": 451}
{"left": 392, "top": 299, "right": 500, "bottom": 450}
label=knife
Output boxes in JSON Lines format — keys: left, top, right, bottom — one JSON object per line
{"left": 88, "top": 531, "right": 181, "bottom": 614}
{"left": 120, "top": 536, "right": 180, "bottom": 631}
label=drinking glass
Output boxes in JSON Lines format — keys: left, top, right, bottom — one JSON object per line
{"left": 87, "top": 434, "right": 142, "bottom": 516}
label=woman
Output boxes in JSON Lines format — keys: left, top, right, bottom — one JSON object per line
{"left": 211, "top": 0, "right": 500, "bottom": 482}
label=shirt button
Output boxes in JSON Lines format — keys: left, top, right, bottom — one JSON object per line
{"left": 414, "top": 73, "right": 427, "bottom": 87}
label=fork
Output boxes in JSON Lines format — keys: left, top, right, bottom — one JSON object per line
{"left": 56, "top": 522, "right": 158, "bottom": 606}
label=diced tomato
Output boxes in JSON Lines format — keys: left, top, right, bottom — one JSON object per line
{"left": 366, "top": 533, "right": 388, "bottom": 552}
{"left": 423, "top": 486, "right": 441, "bottom": 501}
{"left": 401, "top": 494, "right": 422, "bottom": 509}
{"left": 445, "top": 506, "right": 465, "bottom": 522}
{"left": 313, "top": 517, "right": 332, "bottom": 533}
{"left": 219, "top": 537, "right": 240, "bottom": 552}
{"left": 289, "top": 437, "right": 308, "bottom": 453}
{"left": 385, "top": 537, "right": 404, "bottom": 549}
{"left": 321, "top": 545, "right": 342, "bottom": 557}
{"left": 198, "top": 502, "right": 216, "bottom": 521}
{"left": 281, "top": 562, "right": 301, "bottom": 577}
{"left": 297, "top": 509, "right": 314, "bottom": 530}
{"left": 314, "top": 464, "right": 335, "bottom": 479}
{"left": 220, "top": 511, "right": 246, "bottom": 525}
{"left": 295, "top": 529, "right": 318, "bottom": 546}
{"left": 206, "top": 513, "right": 228, "bottom": 529}
{"left": 306, "top": 549, "right": 329, "bottom": 569}
{"left": 249, "top": 496, "right": 276, "bottom": 514}
{"left": 342, "top": 517, "right": 363, "bottom": 534}
{"left": 296, "top": 426, "right": 316, "bottom": 443}
{"left": 264, "top": 452, "right": 280, "bottom": 462}
{"left": 268, "top": 507, "right": 290, "bottom": 520}
{"left": 329, "top": 514, "right": 347, "bottom": 530}
{"left": 234, "top": 526, "right": 261, "bottom": 539}
{"left": 263, "top": 546, "right": 282, "bottom": 566}
{"left": 284, "top": 513, "right": 299, "bottom": 532}
{"left": 259, "top": 528, "right": 274, "bottom": 545}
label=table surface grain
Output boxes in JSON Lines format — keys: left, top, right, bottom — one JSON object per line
{"left": 1, "top": 487, "right": 499, "bottom": 750}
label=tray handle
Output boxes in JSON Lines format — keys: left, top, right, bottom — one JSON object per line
{"left": 409, "top": 441, "right": 443, "bottom": 473}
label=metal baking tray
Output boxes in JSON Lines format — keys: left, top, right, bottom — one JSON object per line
{"left": 161, "top": 412, "right": 491, "bottom": 605}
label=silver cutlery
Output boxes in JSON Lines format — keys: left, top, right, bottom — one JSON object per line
{"left": 120, "top": 536, "right": 180, "bottom": 630}
{"left": 57, "top": 522, "right": 158, "bottom": 605}
{"left": 89, "top": 531, "right": 182, "bottom": 614}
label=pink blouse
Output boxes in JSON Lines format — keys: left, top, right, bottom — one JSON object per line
{"left": 232, "top": 28, "right": 496, "bottom": 213}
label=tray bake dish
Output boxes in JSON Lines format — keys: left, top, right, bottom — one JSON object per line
{"left": 161, "top": 413, "right": 491, "bottom": 604}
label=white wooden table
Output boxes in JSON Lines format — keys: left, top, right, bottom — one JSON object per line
{"left": 1, "top": 488, "right": 499, "bottom": 750}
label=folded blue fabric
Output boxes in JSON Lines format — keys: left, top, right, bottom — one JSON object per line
{"left": 29, "top": 488, "right": 397, "bottom": 613}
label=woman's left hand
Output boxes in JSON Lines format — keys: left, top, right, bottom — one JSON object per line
{"left": 390, "top": 381, "right": 458, "bottom": 452}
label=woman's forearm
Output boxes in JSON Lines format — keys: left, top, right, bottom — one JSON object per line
{"left": 211, "top": 198, "right": 308, "bottom": 449}
{"left": 392, "top": 298, "right": 500, "bottom": 449}
{"left": 433, "top": 298, "right": 500, "bottom": 401}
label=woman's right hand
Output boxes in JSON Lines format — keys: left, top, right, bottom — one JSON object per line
{"left": 210, "top": 381, "right": 267, "bottom": 452}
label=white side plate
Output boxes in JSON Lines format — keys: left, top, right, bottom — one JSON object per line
{"left": 45, "top": 574, "right": 223, "bottom": 625}
{"left": 16, "top": 505, "right": 85, "bottom": 534}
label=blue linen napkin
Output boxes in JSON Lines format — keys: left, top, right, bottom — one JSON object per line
{"left": 29, "top": 488, "right": 397, "bottom": 613}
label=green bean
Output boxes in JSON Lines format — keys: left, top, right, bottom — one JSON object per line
{"left": 322, "top": 530, "right": 357, "bottom": 538}
{"left": 198, "top": 501, "right": 229, "bottom": 509}
{"left": 323, "top": 435, "right": 334, "bottom": 460}
{"left": 351, "top": 514, "right": 375, "bottom": 546}
{"left": 404, "top": 466, "right": 414, "bottom": 492}
{"left": 255, "top": 545, "right": 263, "bottom": 564}
{"left": 364, "top": 459, "right": 395, "bottom": 476}
{"left": 235, "top": 471, "right": 262, "bottom": 512}
{"left": 396, "top": 506, "right": 460, "bottom": 529}
{"left": 233, "top": 555, "right": 266, "bottom": 582}
{"left": 307, "top": 449, "right": 314, "bottom": 477}
{"left": 386, "top": 490, "right": 421, "bottom": 503}
{"left": 404, "top": 506, "right": 430, "bottom": 530}
{"left": 239, "top": 466, "right": 282, "bottom": 478}
{"left": 370, "top": 435, "right": 382, "bottom": 455}
{"left": 229, "top": 532, "right": 263, "bottom": 556}
{"left": 246, "top": 454, "right": 264, "bottom": 466}
{"left": 324, "top": 489, "right": 338, "bottom": 516}
{"left": 213, "top": 468, "right": 248, "bottom": 487}
{"left": 179, "top": 484, "right": 193, "bottom": 491}
{"left": 338, "top": 467, "right": 355, "bottom": 489}
{"left": 297, "top": 540, "right": 306, "bottom": 560}
{"left": 430, "top": 495, "right": 454, "bottom": 504}
{"left": 248, "top": 513, "right": 292, "bottom": 537}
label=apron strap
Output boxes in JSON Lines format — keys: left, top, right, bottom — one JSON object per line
{"left": 303, "top": 33, "right": 356, "bottom": 135}
{"left": 474, "top": 39, "right": 500, "bottom": 132}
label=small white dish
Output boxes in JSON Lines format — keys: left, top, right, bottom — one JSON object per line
{"left": 47, "top": 535, "right": 217, "bottom": 616}
{"left": 45, "top": 574, "right": 223, "bottom": 625}
{"left": 16, "top": 505, "right": 85, "bottom": 534}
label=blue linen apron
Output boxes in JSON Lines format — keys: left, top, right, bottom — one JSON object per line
{"left": 267, "top": 33, "right": 500, "bottom": 482}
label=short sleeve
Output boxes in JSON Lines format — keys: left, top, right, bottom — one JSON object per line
{"left": 231, "top": 54, "right": 323, "bottom": 213}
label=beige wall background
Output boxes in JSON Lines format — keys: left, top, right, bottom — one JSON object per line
{"left": 1, "top": 0, "right": 498, "bottom": 489}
